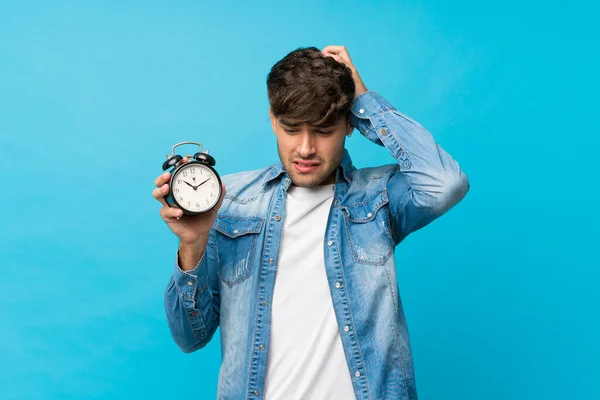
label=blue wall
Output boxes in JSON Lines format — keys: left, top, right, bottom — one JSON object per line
{"left": 1, "top": 1, "right": 598, "bottom": 399}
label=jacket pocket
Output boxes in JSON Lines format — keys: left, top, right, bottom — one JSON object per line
{"left": 213, "top": 216, "right": 264, "bottom": 287}
{"left": 340, "top": 191, "right": 394, "bottom": 266}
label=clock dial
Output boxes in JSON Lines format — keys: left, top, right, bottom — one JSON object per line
{"left": 171, "top": 163, "right": 221, "bottom": 213}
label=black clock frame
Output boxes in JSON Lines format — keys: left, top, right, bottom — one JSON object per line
{"left": 162, "top": 142, "right": 223, "bottom": 216}
{"left": 165, "top": 161, "right": 223, "bottom": 216}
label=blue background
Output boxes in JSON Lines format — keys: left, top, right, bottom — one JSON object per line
{"left": 1, "top": 1, "right": 598, "bottom": 399}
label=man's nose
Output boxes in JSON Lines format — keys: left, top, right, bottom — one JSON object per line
{"left": 297, "top": 132, "right": 316, "bottom": 157}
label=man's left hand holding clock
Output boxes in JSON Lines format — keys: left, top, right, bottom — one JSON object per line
{"left": 152, "top": 156, "right": 227, "bottom": 272}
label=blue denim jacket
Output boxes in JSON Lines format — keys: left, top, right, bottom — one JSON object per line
{"left": 164, "top": 91, "right": 469, "bottom": 400}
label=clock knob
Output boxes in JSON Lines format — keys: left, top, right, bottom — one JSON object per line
{"left": 162, "top": 155, "right": 183, "bottom": 171}
{"left": 193, "top": 152, "right": 216, "bottom": 167}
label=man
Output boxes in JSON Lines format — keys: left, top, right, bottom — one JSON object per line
{"left": 154, "top": 45, "right": 469, "bottom": 400}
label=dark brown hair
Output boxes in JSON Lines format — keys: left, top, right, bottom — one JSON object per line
{"left": 267, "top": 46, "right": 355, "bottom": 127}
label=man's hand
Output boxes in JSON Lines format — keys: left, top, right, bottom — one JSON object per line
{"left": 321, "top": 45, "right": 368, "bottom": 100}
{"left": 152, "top": 157, "right": 226, "bottom": 246}
{"left": 153, "top": 157, "right": 227, "bottom": 271}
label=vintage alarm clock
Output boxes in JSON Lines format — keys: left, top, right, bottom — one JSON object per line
{"left": 162, "top": 141, "right": 223, "bottom": 216}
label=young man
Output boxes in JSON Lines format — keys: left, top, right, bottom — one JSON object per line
{"left": 153, "top": 45, "right": 469, "bottom": 400}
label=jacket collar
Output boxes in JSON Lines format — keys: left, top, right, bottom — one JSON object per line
{"left": 262, "top": 148, "right": 354, "bottom": 188}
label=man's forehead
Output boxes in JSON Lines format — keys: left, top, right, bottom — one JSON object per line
{"left": 278, "top": 116, "right": 344, "bottom": 128}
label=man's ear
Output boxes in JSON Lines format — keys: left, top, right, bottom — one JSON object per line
{"left": 346, "top": 117, "right": 354, "bottom": 135}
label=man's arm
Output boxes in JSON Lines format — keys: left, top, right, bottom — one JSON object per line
{"left": 164, "top": 228, "right": 221, "bottom": 353}
{"left": 322, "top": 45, "right": 469, "bottom": 243}
{"left": 349, "top": 91, "right": 469, "bottom": 243}
{"left": 152, "top": 161, "right": 224, "bottom": 353}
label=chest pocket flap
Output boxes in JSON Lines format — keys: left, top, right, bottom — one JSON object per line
{"left": 213, "top": 215, "right": 264, "bottom": 287}
{"left": 340, "top": 191, "right": 394, "bottom": 266}
{"left": 341, "top": 190, "right": 389, "bottom": 222}
{"left": 213, "top": 215, "right": 264, "bottom": 238}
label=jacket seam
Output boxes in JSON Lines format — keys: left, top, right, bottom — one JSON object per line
{"left": 335, "top": 240, "right": 372, "bottom": 399}
{"left": 384, "top": 263, "right": 410, "bottom": 398}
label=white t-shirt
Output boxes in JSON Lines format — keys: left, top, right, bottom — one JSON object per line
{"left": 263, "top": 184, "right": 356, "bottom": 400}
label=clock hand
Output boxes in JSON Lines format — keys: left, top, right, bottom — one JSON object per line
{"left": 183, "top": 180, "right": 195, "bottom": 189}
{"left": 193, "top": 178, "right": 211, "bottom": 189}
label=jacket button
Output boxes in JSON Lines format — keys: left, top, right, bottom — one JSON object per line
{"left": 259, "top": 344, "right": 265, "bottom": 350}
{"left": 274, "top": 215, "right": 281, "bottom": 221}
{"left": 381, "top": 129, "right": 387, "bottom": 135}
{"left": 253, "top": 390, "right": 259, "bottom": 396}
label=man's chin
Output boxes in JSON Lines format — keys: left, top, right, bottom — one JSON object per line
{"left": 285, "top": 168, "right": 323, "bottom": 188}
{"left": 290, "top": 171, "right": 335, "bottom": 188}
{"left": 291, "top": 178, "right": 321, "bottom": 188}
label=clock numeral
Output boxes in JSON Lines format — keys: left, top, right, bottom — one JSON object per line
{"left": 183, "top": 171, "right": 188, "bottom": 177}
{"left": 196, "top": 203, "right": 201, "bottom": 208}
{"left": 177, "top": 179, "right": 182, "bottom": 184}
{"left": 191, "top": 168, "right": 195, "bottom": 174}
{"left": 210, "top": 183, "right": 215, "bottom": 188}
{"left": 187, "top": 202, "right": 191, "bottom": 207}
{"left": 210, "top": 192, "right": 214, "bottom": 197}
{"left": 179, "top": 197, "right": 184, "bottom": 201}
{"left": 175, "top": 188, "right": 179, "bottom": 193}
{"left": 205, "top": 199, "right": 210, "bottom": 205}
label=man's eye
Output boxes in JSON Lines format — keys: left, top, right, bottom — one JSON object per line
{"left": 318, "top": 130, "right": 333, "bottom": 135}
{"left": 283, "top": 128, "right": 298, "bottom": 133}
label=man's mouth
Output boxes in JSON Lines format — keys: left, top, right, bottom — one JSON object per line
{"left": 293, "top": 161, "right": 320, "bottom": 173}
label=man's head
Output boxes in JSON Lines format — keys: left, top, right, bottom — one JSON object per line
{"left": 267, "top": 47, "right": 356, "bottom": 187}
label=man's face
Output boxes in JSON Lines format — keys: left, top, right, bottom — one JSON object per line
{"left": 270, "top": 111, "right": 352, "bottom": 187}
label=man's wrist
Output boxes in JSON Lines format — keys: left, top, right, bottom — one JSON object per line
{"left": 178, "top": 237, "right": 208, "bottom": 272}
{"left": 354, "top": 84, "right": 367, "bottom": 100}
{"left": 350, "top": 67, "right": 367, "bottom": 100}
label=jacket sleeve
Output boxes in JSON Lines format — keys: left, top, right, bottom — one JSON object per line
{"left": 163, "top": 228, "right": 220, "bottom": 353}
{"left": 349, "top": 91, "right": 470, "bottom": 244}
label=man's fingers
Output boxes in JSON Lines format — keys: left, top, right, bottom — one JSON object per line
{"left": 322, "top": 45, "right": 346, "bottom": 53}
{"left": 178, "top": 157, "right": 189, "bottom": 166}
{"left": 154, "top": 171, "right": 171, "bottom": 188}
{"left": 155, "top": 157, "right": 189, "bottom": 187}
{"left": 160, "top": 205, "right": 183, "bottom": 221}
{"left": 324, "top": 53, "right": 345, "bottom": 65}
{"left": 152, "top": 183, "right": 169, "bottom": 206}
{"left": 154, "top": 157, "right": 190, "bottom": 205}
{"left": 322, "top": 45, "right": 352, "bottom": 65}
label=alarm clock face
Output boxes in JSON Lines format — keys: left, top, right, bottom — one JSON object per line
{"left": 171, "top": 162, "right": 221, "bottom": 213}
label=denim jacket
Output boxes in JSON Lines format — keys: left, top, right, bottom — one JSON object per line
{"left": 164, "top": 91, "right": 469, "bottom": 400}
